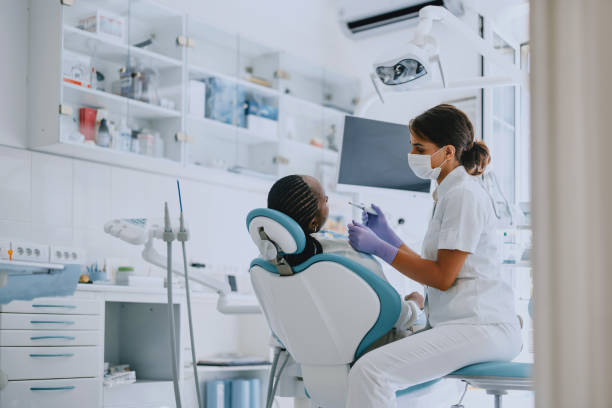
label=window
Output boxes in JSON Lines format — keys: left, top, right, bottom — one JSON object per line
{"left": 487, "top": 33, "right": 519, "bottom": 204}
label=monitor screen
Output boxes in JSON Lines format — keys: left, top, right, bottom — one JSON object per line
{"left": 338, "top": 116, "right": 431, "bottom": 193}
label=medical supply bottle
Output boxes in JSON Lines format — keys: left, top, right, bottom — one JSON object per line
{"left": 118, "top": 119, "right": 132, "bottom": 152}
{"left": 97, "top": 118, "right": 111, "bottom": 148}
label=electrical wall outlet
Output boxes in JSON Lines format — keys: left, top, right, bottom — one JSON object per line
{"left": 10, "top": 241, "right": 50, "bottom": 263}
{"left": 50, "top": 245, "right": 86, "bottom": 264}
{"left": 0, "top": 239, "right": 10, "bottom": 260}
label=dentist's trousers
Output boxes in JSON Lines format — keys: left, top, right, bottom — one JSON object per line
{"left": 345, "top": 322, "right": 522, "bottom": 408}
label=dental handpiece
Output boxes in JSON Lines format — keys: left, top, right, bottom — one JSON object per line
{"left": 348, "top": 201, "right": 378, "bottom": 215}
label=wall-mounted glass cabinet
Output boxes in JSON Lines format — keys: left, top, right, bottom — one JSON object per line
{"left": 28, "top": 0, "right": 359, "bottom": 187}
{"left": 30, "top": 0, "right": 186, "bottom": 165}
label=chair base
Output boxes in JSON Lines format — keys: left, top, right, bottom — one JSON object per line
{"left": 487, "top": 390, "right": 507, "bottom": 408}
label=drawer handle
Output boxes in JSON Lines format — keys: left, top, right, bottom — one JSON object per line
{"left": 30, "top": 386, "right": 75, "bottom": 391}
{"left": 29, "top": 353, "right": 75, "bottom": 358}
{"left": 32, "top": 304, "right": 77, "bottom": 309}
{"left": 30, "top": 335, "right": 76, "bottom": 341}
{"left": 30, "top": 320, "right": 75, "bottom": 325}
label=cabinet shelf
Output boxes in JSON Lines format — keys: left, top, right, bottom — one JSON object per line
{"left": 186, "top": 116, "right": 278, "bottom": 145}
{"left": 63, "top": 25, "right": 182, "bottom": 69}
{"left": 63, "top": 82, "right": 181, "bottom": 119}
{"left": 189, "top": 65, "right": 280, "bottom": 98}
{"left": 281, "top": 93, "right": 350, "bottom": 118}
{"left": 40, "top": 141, "right": 182, "bottom": 175}
{"left": 281, "top": 139, "right": 339, "bottom": 162}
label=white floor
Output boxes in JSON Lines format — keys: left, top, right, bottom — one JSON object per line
{"left": 275, "top": 385, "right": 534, "bottom": 408}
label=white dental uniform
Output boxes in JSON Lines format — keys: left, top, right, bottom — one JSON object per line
{"left": 346, "top": 166, "right": 522, "bottom": 408}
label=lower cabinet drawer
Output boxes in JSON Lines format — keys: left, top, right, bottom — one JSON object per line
{"left": 0, "top": 313, "right": 100, "bottom": 330}
{"left": 0, "top": 297, "right": 101, "bottom": 315}
{"left": 0, "top": 330, "right": 99, "bottom": 346}
{"left": 0, "top": 377, "right": 100, "bottom": 408}
{"left": 0, "top": 346, "right": 99, "bottom": 380}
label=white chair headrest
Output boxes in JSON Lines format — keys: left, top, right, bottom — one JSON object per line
{"left": 246, "top": 209, "right": 306, "bottom": 261}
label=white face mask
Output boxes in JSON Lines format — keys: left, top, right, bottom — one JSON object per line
{"left": 407, "top": 147, "right": 448, "bottom": 180}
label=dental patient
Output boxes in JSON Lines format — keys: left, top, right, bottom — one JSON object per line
{"left": 267, "top": 174, "right": 423, "bottom": 337}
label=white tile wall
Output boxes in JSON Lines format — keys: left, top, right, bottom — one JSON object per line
{"left": 31, "top": 152, "right": 73, "bottom": 227}
{"left": 0, "top": 220, "right": 31, "bottom": 240}
{"left": 0, "top": 147, "right": 31, "bottom": 222}
{"left": 30, "top": 223, "right": 73, "bottom": 246}
{"left": 73, "top": 160, "right": 111, "bottom": 229}
{"left": 0, "top": 146, "right": 268, "bottom": 274}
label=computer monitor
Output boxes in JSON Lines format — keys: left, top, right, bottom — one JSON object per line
{"left": 337, "top": 116, "right": 431, "bottom": 193}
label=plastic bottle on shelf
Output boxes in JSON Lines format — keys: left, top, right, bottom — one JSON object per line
{"left": 130, "top": 130, "right": 140, "bottom": 154}
{"left": 109, "top": 121, "right": 121, "bottom": 150}
{"left": 96, "top": 118, "right": 111, "bottom": 148}
{"left": 138, "top": 129, "right": 154, "bottom": 156}
{"left": 153, "top": 131, "right": 164, "bottom": 158}
{"left": 118, "top": 119, "right": 132, "bottom": 152}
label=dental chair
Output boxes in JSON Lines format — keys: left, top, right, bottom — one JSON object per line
{"left": 246, "top": 208, "right": 533, "bottom": 407}
{"left": 247, "top": 208, "right": 439, "bottom": 407}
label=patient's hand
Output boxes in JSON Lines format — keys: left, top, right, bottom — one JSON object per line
{"left": 405, "top": 292, "right": 425, "bottom": 310}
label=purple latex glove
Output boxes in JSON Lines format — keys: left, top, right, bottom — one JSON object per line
{"left": 362, "top": 204, "right": 403, "bottom": 248}
{"left": 348, "top": 221, "right": 399, "bottom": 265}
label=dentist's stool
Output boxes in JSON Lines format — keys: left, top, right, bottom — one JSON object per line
{"left": 447, "top": 361, "right": 533, "bottom": 407}
{"left": 447, "top": 297, "right": 534, "bottom": 407}
{"left": 246, "top": 208, "right": 438, "bottom": 408}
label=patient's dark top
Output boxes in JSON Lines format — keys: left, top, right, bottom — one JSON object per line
{"left": 284, "top": 235, "right": 322, "bottom": 267}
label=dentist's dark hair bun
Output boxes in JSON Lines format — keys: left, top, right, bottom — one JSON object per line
{"left": 409, "top": 104, "right": 490, "bottom": 176}
{"left": 460, "top": 140, "right": 490, "bottom": 176}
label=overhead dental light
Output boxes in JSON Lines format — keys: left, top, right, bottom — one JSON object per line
{"left": 374, "top": 43, "right": 432, "bottom": 87}
{"left": 368, "top": 5, "right": 523, "bottom": 104}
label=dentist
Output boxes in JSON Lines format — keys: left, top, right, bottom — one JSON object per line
{"left": 346, "top": 104, "right": 521, "bottom": 407}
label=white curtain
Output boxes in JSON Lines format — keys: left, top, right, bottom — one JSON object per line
{"left": 532, "top": 1, "right": 612, "bottom": 406}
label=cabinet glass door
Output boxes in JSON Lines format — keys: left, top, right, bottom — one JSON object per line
{"left": 236, "top": 36, "right": 280, "bottom": 176}
{"left": 60, "top": 0, "right": 130, "bottom": 149}
{"left": 127, "top": 0, "right": 184, "bottom": 162}
{"left": 185, "top": 19, "right": 280, "bottom": 176}
{"left": 278, "top": 53, "right": 326, "bottom": 179}
{"left": 185, "top": 19, "right": 241, "bottom": 171}
{"left": 277, "top": 53, "right": 358, "bottom": 186}
{"left": 59, "top": 0, "right": 184, "bottom": 163}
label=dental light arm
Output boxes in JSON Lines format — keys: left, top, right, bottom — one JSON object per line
{"left": 104, "top": 218, "right": 260, "bottom": 314}
{"left": 371, "top": 5, "right": 524, "bottom": 96}
{"left": 416, "top": 5, "right": 522, "bottom": 79}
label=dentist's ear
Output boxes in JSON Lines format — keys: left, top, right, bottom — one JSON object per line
{"left": 445, "top": 145, "right": 456, "bottom": 160}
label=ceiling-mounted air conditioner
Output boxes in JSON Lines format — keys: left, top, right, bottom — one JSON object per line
{"left": 338, "top": 0, "right": 464, "bottom": 40}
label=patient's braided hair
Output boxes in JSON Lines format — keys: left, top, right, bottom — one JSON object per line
{"left": 268, "top": 175, "right": 319, "bottom": 233}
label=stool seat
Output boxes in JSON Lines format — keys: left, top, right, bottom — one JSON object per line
{"left": 446, "top": 362, "right": 533, "bottom": 392}
{"left": 450, "top": 361, "right": 532, "bottom": 378}
{"left": 396, "top": 379, "right": 441, "bottom": 398}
